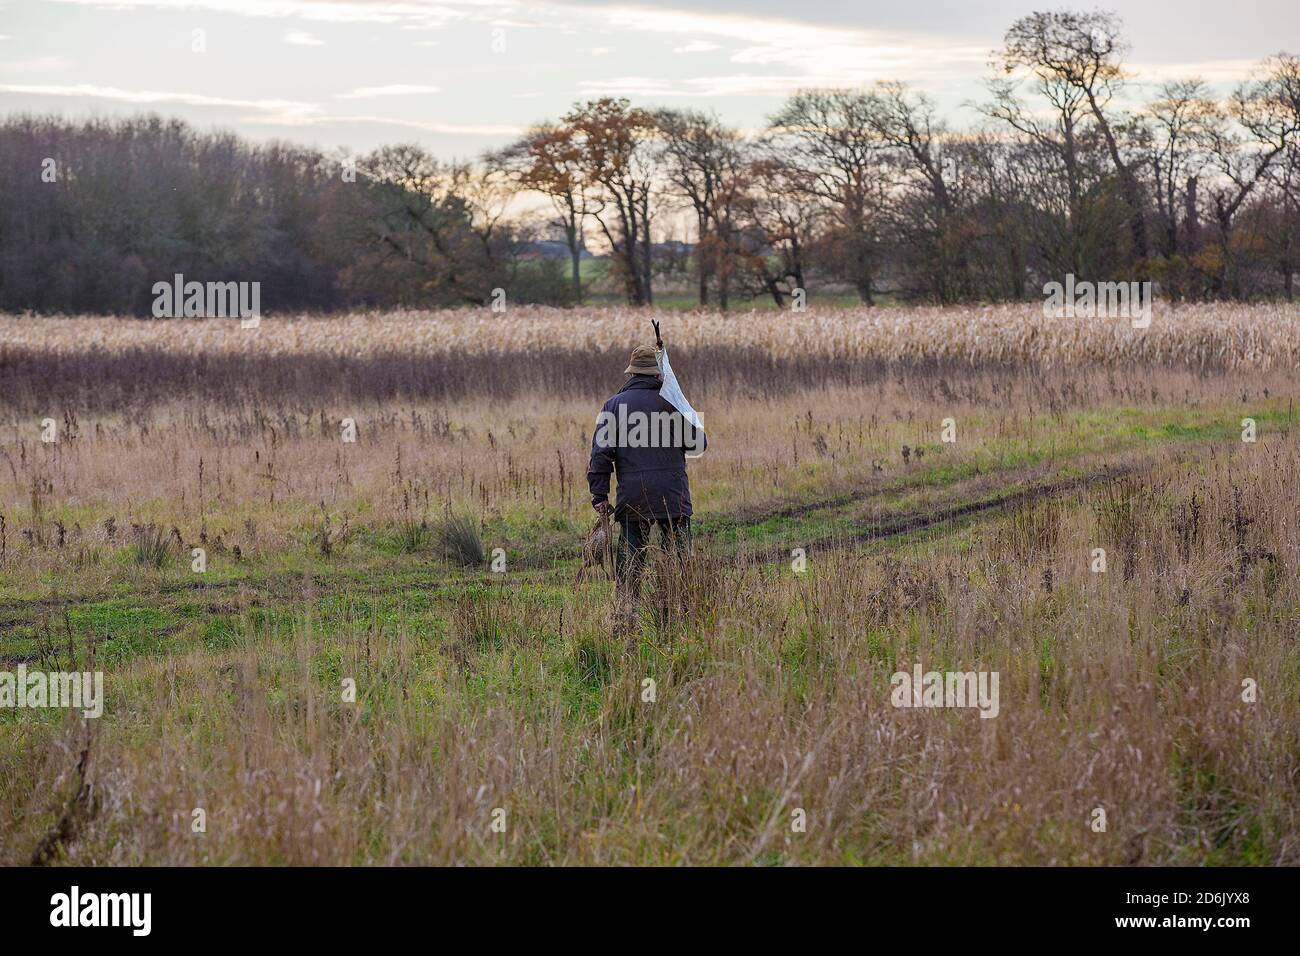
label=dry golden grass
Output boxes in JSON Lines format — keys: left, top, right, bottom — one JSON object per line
{"left": 2, "top": 305, "right": 1298, "bottom": 866}
{"left": 4, "top": 302, "right": 1300, "bottom": 368}
{"left": 3, "top": 435, "right": 1296, "bottom": 865}
{"left": 0, "top": 362, "right": 1288, "bottom": 581}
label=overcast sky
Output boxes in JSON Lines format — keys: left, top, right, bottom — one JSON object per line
{"left": 1, "top": 0, "right": 1297, "bottom": 157}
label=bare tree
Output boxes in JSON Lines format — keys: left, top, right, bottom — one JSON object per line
{"left": 562, "top": 98, "right": 660, "bottom": 306}
{"left": 655, "top": 108, "right": 744, "bottom": 307}
{"left": 1201, "top": 55, "right": 1300, "bottom": 295}
{"left": 1271, "top": 142, "right": 1300, "bottom": 299}
{"left": 735, "top": 154, "right": 818, "bottom": 307}
{"left": 979, "top": 67, "right": 1091, "bottom": 275}
{"left": 768, "top": 90, "right": 888, "bottom": 303}
{"left": 866, "top": 81, "right": 970, "bottom": 301}
{"left": 358, "top": 145, "right": 506, "bottom": 305}
{"left": 494, "top": 124, "right": 591, "bottom": 299}
{"left": 1144, "top": 79, "right": 1216, "bottom": 259}
{"left": 998, "top": 9, "right": 1149, "bottom": 261}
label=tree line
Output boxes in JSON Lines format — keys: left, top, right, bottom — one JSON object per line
{"left": 1, "top": 9, "right": 1298, "bottom": 315}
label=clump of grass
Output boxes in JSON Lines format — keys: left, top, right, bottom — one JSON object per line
{"left": 451, "top": 591, "right": 506, "bottom": 659}
{"left": 449, "top": 590, "right": 544, "bottom": 665}
{"left": 131, "top": 523, "right": 171, "bottom": 569}
{"left": 650, "top": 543, "right": 734, "bottom": 634}
{"left": 570, "top": 630, "right": 615, "bottom": 688}
{"left": 438, "top": 513, "right": 485, "bottom": 566}
{"left": 397, "top": 517, "right": 432, "bottom": 554}
{"left": 1092, "top": 477, "right": 1159, "bottom": 579}
{"left": 1000, "top": 495, "right": 1062, "bottom": 566}
{"left": 1093, "top": 480, "right": 1140, "bottom": 550}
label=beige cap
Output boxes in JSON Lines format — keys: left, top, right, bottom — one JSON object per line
{"left": 625, "top": 344, "right": 661, "bottom": 376}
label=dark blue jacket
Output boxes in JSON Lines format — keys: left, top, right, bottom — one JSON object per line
{"left": 588, "top": 375, "right": 706, "bottom": 521}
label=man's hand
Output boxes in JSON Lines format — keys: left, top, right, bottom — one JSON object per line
{"left": 594, "top": 501, "right": 612, "bottom": 517}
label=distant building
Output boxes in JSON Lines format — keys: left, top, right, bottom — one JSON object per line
{"left": 516, "top": 239, "right": 594, "bottom": 260}
{"left": 652, "top": 240, "right": 694, "bottom": 258}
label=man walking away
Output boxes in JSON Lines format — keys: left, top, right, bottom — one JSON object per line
{"left": 588, "top": 344, "right": 706, "bottom": 635}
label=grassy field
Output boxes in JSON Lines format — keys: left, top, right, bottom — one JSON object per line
{"left": 1, "top": 305, "right": 1298, "bottom": 865}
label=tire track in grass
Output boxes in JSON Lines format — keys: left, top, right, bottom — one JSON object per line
{"left": 722, "top": 439, "right": 1235, "bottom": 563}
{"left": 0, "top": 436, "right": 1233, "bottom": 658}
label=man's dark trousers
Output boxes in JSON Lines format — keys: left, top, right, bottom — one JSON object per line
{"left": 615, "top": 515, "right": 691, "bottom": 628}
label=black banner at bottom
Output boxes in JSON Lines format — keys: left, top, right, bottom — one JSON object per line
{"left": 0, "top": 866, "right": 1282, "bottom": 942}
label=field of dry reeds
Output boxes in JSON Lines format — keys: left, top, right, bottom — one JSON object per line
{"left": 1, "top": 305, "right": 1298, "bottom": 865}
{"left": 3, "top": 303, "right": 1299, "bottom": 412}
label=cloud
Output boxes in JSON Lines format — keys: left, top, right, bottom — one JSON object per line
{"left": 577, "top": 74, "right": 800, "bottom": 97}
{"left": 673, "top": 40, "right": 719, "bottom": 54}
{"left": 1129, "top": 59, "right": 1261, "bottom": 85}
{"left": 579, "top": 70, "right": 965, "bottom": 98}
{"left": 0, "top": 81, "right": 521, "bottom": 135}
{"left": 336, "top": 84, "right": 443, "bottom": 99}
{"left": 0, "top": 3, "right": 1003, "bottom": 99}
{"left": 308, "top": 114, "right": 523, "bottom": 136}
{"left": 0, "top": 83, "right": 323, "bottom": 122}
{"left": 22, "top": 0, "right": 1283, "bottom": 131}
{"left": 596, "top": 6, "right": 987, "bottom": 88}
{"left": 578, "top": 76, "right": 673, "bottom": 96}
{"left": 28, "top": 0, "right": 974, "bottom": 87}
{"left": 0, "top": 56, "right": 75, "bottom": 73}
{"left": 44, "top": 0, "right": 487, "bottom": 28}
